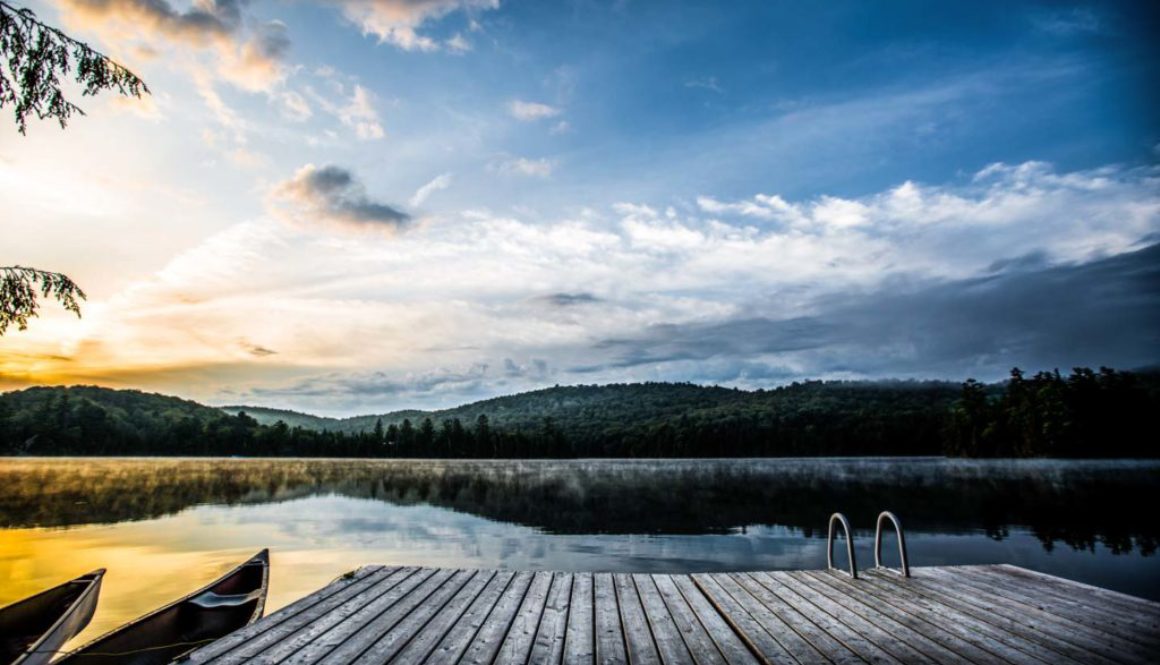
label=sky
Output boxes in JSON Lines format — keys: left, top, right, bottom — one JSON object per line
{"left": 1, "top": 0, "right": 1158, "bottom": 415}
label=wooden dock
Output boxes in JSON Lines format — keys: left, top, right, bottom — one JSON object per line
{"left": 184, "top": 564, "right": 1160, "bottom": 664}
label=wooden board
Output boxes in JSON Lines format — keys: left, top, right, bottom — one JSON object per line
{"left": 181, "top": 564, "right": 1160, "bottom": 665}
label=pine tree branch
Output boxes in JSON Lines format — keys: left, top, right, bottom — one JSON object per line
{"left": 0, "top": 265, "right": 87, "bottom": 335}
{"left": 0, "top": 0, "right": 149, "bottom": 133}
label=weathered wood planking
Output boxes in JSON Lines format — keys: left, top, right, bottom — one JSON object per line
{"left": 184, "top": 565, "right": 1160, "bottom": 664}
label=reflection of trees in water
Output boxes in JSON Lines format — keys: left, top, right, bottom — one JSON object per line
{"left": 0, "top": 459, "right": 1155, "bottom": 555}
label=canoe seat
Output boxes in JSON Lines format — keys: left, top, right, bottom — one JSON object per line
{"left": 187, "top": 588, "right": 263, "bottom": 609}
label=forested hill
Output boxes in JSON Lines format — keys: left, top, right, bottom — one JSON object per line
{"left": 2, "top": 369, "right": 1158, "bottom": 458}
{"left": 224, "top": 381, "right": 963, "bottom": 441}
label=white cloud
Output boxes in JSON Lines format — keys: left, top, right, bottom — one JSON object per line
{"left": 508, "top": 100, "right": 561, "bottom": 121}
{"left": 56, "top": 0, "right": 291, "bottom": 92}
{"left": 445, "top": 33, "right": 472, "bottom": 53}
{"left": 410, "top": 173, "right": 453, "bottom": 207}
{"left": 334, "top": 0, "right": 500, "bottom": 52}
{"left": 491, "top": 155, "right": 554, "bottom": 176}
{"left": 340, "top": 85, "right": 386, "bottom": 140}
{"left": 493, "top": 157, "right": 553, "bottom": 178}
{"left": 1033, "top": 8, "right": 1103, "bottom": 35}
{"left": 279, "top": 91, "right": 313, "bottom": 121}
{"left": 685, "top": 76, "right": 723, "bottom": 93}
{"left": 307, "top": 78, "right": 387, "bottom": 139}
{"left": 10, "top": 161, "right": 1157, "bottom": 411}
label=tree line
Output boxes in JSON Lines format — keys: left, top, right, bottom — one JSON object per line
{"left": 0, "top": 368, "right": 1156, "bottom": 458}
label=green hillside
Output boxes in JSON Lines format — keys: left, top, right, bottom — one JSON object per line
{"left": 216, "top": 406, "right": 341, "bottom": 431}
{"left": 3, "top": 368, "right": 1157, "bottom": 458}
{"left": 226, "top": 380, "right": 964, "bottom": 456}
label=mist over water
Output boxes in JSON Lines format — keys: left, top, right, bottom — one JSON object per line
{"left": 1, "top": 457, "right": 1157, "bottom": 647}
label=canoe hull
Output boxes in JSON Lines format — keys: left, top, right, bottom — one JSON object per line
{"left": 55, "top": 550, "right": 269, "bottom": 665}
{"left": 0, "top": 570, "right": 104, "bottom": 665}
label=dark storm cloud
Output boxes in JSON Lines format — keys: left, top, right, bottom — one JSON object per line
{"left": 274, "top": 164, "right": 411, "bottom": 230}
{"left": 503, "top": 358, "right": 550, "bottom": 379}
{"left": 583, "top": 243, "right": 1160, "bottom": 380}
{"left": 240, "top": 341, "right": 277, "bottom": 357}
{"left": 539, "top": 292, "right": 601, "bottom": 307}
{"left": 593, "top": 317, "right": 839, "bottom": 369}
{"left": 251, "top": 364, "right": 490, "bottom": 399}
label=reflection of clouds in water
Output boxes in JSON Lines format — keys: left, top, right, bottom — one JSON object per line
{"left": 4, "top": 458, "right": 1158, "bottom": 607}
{"left": 191, "top": 494, "right": 827, "bottom": 571}
{"left": 168, "top": 494, "right": 1160, "bottom": 599}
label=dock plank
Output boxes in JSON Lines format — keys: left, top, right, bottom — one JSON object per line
{"left": 189, "top": 565, "right": 388, "bottom": 664}
{"left": 389, "top": 569, "right": 496, "bottom": 665}
{"left": 854, "top": 569, "right": 1082, "bottom": 665}
{"left": 495, "top": 571, "right": 554, "bottom": 664}
{"left": 614, "top": 573, "right": 662, "bottom": 664}
{"left": 423, "top": 570, "right": 515, "bottom": 664}
{"left": 229, "top": 568, "right": 423, "bottom": 665}
{"left": 594, "top": 573, "right": 628, "bottom": 665}
{"left": 457, "top": 570, "right": 535, "bottom": 665}
{"left": 943, "top": 566, "right": 1160, "bottom": 646}
{"left": 745, "top": 572, "right": 902, "bottom": 665}
{"left": 563, "top": 574, "right": 595, "bottom": 665}
{"left": 529, "top": 572, "right": 574, "bottom": 665}
{"left": 693, "top": 573, "right": 826, "bottom": 665}
{"left": 903, "top": 567, "right": 1153, "bottom": 664}
{"left": 308, "top": 568, "right": 457, "bottom": 664}
{"left": 633, "top": 574, "right": 696, "bottom": 664}
{"left": 764, "top": 571, "right": 935, "bottom": 664}
{"left": 181, "top": 564, "right": 1160, "bottom": 665}
{"left": 352, "top": 569, "right": 478, "bottom": 663}
{"left": 993, "top": 564, "right": 1160, "bottom": 618}
{"left": 729, "top": 572, "right": 866, "bottom": 665}
{"left": 795, "top": 570, "right": 981, "bottom": 664}
{"left": 667, "top": 575, "right": 760, "bottom": 665}
{"left": 649, "top": 575, "right": 726, "bottom": 665}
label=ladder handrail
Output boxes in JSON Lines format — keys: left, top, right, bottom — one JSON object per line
{"left": 874, "top": 510, "right": 910, "bottom": 577}
{"left": 827, "top": 512, "right": 858, "bottom": 578}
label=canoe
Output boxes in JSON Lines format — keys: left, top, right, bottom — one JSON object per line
{"left": 55, "top": 550, "right": 269, "bottom": 665}
{"left": 0, "top": 569, "right": 104, "bottom": 665}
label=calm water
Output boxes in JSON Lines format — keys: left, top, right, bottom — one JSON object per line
{"left": 1, "top": 457, "right": 1157, "bottom": 648}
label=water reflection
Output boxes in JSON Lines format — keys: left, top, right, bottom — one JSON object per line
{"left": 3, "top": 458, "right": 1158, "bottom": 547}
{"left": 0, "top": 457, "right": 1157, "bottom": 648}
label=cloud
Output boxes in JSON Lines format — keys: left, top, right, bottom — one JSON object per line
{"left": 279, "top": 91, "right": 313, "bottom": 121}
{"left": 684, "top": 76, "right": 723, "bottom": 93}
{"left": 333, "top": 0, "right": 500, "bottom": 52}
{"left": 8, "top": 160, "right": 1156, "bottom": 413}
{"left": 508, "top": 100, "right": 561, "bottom": 121}
{"left": 250, "top": 364, "right": 492, "bottom": 401}
{"left": 409, "top": 173, "right": 453, "bottom": 207}
{"left": 308, "top": 76, "right": 387, "bottom": 140}
{"left": 445, "top": 33, "right": 472, "bottom": 53}
{"left": 587, "top": 243, "right": 1160, "bottom": 381}
{"left": 340, "top": 85, "right": 386, "bottom": 139}
{"left": 493, "top": 157, "right": 553, "bottom": 178}
{"left": 503, "top": 357, "right": 550, "bottom": 379}
{"left": 539, "top": 293, "right": 600, "bottom": 307}
{"left": 241, "top": 341, "right": 277, "bottom": 357}
{"left": 1033, "top": 8, "right": 1103, "bottom": 35}
{"left": 56, "top": 0, "right": 290, "bottom": 92}
{"left": 270, "top": 164, "right": 410, "bottom": 231}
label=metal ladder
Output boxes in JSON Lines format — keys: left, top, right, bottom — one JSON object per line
{"left": 826, "top": 510, "right": 911, "bottom": 579}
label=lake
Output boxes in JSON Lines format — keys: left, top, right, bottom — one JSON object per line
{"left": 1, "top": 457, "right": 1157, "bottom": 650}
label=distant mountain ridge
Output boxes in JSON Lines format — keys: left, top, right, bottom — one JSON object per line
{"left": 220, "top": 380, "right": 963, "bottom": 435}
